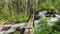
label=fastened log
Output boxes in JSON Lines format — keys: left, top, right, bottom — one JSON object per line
{"left": 0, "top": 23, "right": 28, "bottom": 34}
{"left": 0, "top": 23, "right": 26, "bottom": 30}
{"left": 24, "top": 18, "right": 34, "bottom": 34}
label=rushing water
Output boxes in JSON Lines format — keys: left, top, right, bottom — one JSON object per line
{"left": 35, "top": 10, "right": 60, "bottom": 26}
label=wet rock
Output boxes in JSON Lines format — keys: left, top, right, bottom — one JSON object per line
{"left": 5, "top": 28, "right": 16, "bottom": 34}
{"left": 20, "top": 28, "right": 25, "bottom": 34}
{"left": 34, "top": 20, "right": 40, "bottom": 26}
{"left": 38, "top": 10, "right": 47, "bottom": 17}
{"left": 55, "top": 14, "right": 60, "bottom": 18}
{"left": 47, "top": 15, "right": 60, "bottom": 26}
{"left": 0, "top": 31, "right": 5, "bottom": 34}
{"left": 34, "top": 15, "right": 40, "bottom": 20}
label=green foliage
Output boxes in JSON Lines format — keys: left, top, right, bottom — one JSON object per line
{"left": 15, "top": 13, "right": 28, "bottom": 22}
{"left": 33, "top": 16, "right": 49, "bottom": 34}
{"left": 52, "top": 19, "right": 60, "bottom": 32}
{"left": 55, "top": 19, "right": 60, "bottom": 26}
{"left": 0, "top": 18, "right": 5, "bottom": 24}
{"left": 54, "top": 0, "right": 60, "bottom": 10}
{"left": 0, "top": 0, "right": 60, "bottom": 23}
{"left": 8, "top": 16, "right": 15, "bottom": 22}
{"left": 35, "top": 0, "right": 57, "bottom": 11}
{"left": 33, "top": 16, "right": 60, "bottom": 34}
{"left": 0, "top": 18, "right": 4, "bottom": 24}
{"left": 40, "top": 16, "right": 47, "bottom": 23}
{"left": 39, "top": 2, "right": 55, "bottom": 10}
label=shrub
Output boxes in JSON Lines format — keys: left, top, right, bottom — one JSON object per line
{"left": 15, "top": 13, "right": 28, "bottom": 22}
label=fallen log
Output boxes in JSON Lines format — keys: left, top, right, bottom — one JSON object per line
{"left": 0, "top": 23, "right": 28, "bottom": 34}
{"left": 24, "top": 18, "right": 34, "bottom": 34}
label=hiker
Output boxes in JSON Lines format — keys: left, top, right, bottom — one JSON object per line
{"left": 30, "top": 3, "right": 35, "bottom": 18}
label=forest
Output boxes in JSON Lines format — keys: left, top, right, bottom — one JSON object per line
{"left": 0, "top": 0, "right": 60, "bottom": 34}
